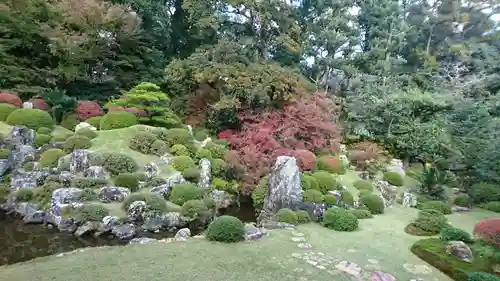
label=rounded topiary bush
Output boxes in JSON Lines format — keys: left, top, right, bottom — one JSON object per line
{"left": 76, "top": 100, "right": 103, "bottom": 121}
{"left": 181, "top": 167, "right": 200, "bottom": 182}
{"left": 102, "top": 153, "right": 138, "bottom": 175}
{"left": 358, "top": 189, "right": 372, "bottom": 198}
{"left": 277, "top": 208, "right": 298, "bottom": 225}
{"left": 159, "top": 128, "right": 194, "bottom": 147}
{"left": 6, "top": 108, "right": 54, "bottom": 130}
{"left": 296, "top": 210, "right": 311, "bottom": 224}
{"left": 351, "top": 209, "right": 373, "bottom": 219}
{"left": 100, "top": 111, "right": 138, "bottom": 130}
{"left": 420, "top": 200, "right": 452, "bottom": 214}
{"left": 469, "top": 182, "right": 500, "bottom": 204}
{"left": 37, "top": 127, "right": 52, "bottom": 135}
{"left": 15, "top": 188, "right": 34, "bottom": 202}
{"left": 63, "top": 135, "right": 92, "bottom": 152}
{"left": 170, "top": 144, "right": 189, "bottom": 156}
{"left": 172, "top": 155, "right": 196, "bottom": 172}
{"left": 360, "top": 194, "right": 385, "bottom": 214}
{"left": 409, "top": 209, "right": 448, "bottom": 235}
{"left": 383, "top": 171, "right": 404, "bottom": 186}
{"left": 206, "top": 215, "right": 245, "bottom": 243}
{"left": 311, "top": 171, "right": 342, "bottom": 194}
{"left": 353, "top": 180, "right": 373, "bottom": 192}
{"left": 317, "top": 156, "right": 346, "bottom": 174}
{"left": 61, "top": 114, "right": 79, "bottom": 131}
{"left": 303, "top": 189, "right": 324, "bottom": 203}
{"left": 301, "top": 174, "right": 319, "bottom": 191}
{"left": 294, "top": 149, "right": 317, "bottom": 171}
{"left": 122, "top": 192, "right": 167, "bottom": 213}
{"left": 34, "top": 134, "right": 51, "bottom": 148}
{"left": 205, "top": 142, "right": 228, "bottom": 159}
{"left": 180, "top": 199, "right": 211, "bottom": 222}
{"left": 150, "top": 140, "right": 168, "bottom": 156}
{"left": 71, "top": 177, "right": 108, "bottom": 190}
{"left": 114, "top": 173, "right": 139, "bottom": 191}
{"left": 440, "top": 227, "right": 472, "bottom": 243}
{"left": 85, "top": 116, "right": 102, "bottom": 129}
{"left": 0, "top": 92, "right": 22, "bottom": 107}
{"left": 196, "top": 148, "right": 212, "bottom": 161}
{"left": 483, "top": 201, "right": 500, "bottom": 213}
{"left": 75, "top": 128, "right": 98, "bottom": 139}
{"left": 454, "top": 195, "right": 471, "bottom": 207}
{"left": 169, "top": 183, "right": 202, "bottom": 205}
{"left": 29, "top": 98, "right": 50, "bottom": 111}
{"left": 323, "top": 208, "right": 359, "bottom": 231}
{"left": 323, "top": 194, "right": 338, "bottom": 205}
{"left": 211, "top": 158, "right": 227, "bottom": 177}
{"left": 341, "top": 190, "right": 354, "bottom": 205}
{"left": 39, "top": 148, "right": 66, "bottom": 168}
{"left": 0, "top": 103, "right": 17, "bottom": 121}
{"left": 468, "top": 272, "right": 500, "bottom": 281}
{"left": 129, "top": 131, "right": 157, "bottom": 154}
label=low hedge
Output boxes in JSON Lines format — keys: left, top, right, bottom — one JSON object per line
{"left": 410, "top": 238, "right": 493, "bottom": 281}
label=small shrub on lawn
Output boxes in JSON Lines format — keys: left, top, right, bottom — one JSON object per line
{"left": 353, "top": 180, "right": 374, "bottom": 192}
{"left": 181, "top": 167, "right": 200, "bottom": 182}
{"left": 172, "top": 155, "right": 196, "bottom": 172}
{"left": 15, "top": 188, "right": 34, "bottom": 202}
{"left": 311, "top": 171, "right": 342, "bottom": 194}
{"left": 317, "top": 156, "right": 346, "bottom": 174}
{"left": 39, "top": 148, "right": 66, "bottom": 168}
{"left": 114, "top": 173, "right": 140, "bottom": 191}
{"left": 483, "top": 201, "right": 500, "bottom": 213}
{"left": 469, "top": 182, "right": 500, "bottom": 204}
{"left": 358, "top": 189, "right": 372, "bottom": 197}
{"left": 169, "top": 183, "right": 202, "bottom": 205}
{"left": 277, "top": 208, "right": 299, "bottom": 225}
{"left": 170, "top": 144, "right": 189, "bottom": 156}
{"left": 75, "top": 128, "right": 98, "bottom": 139}
{"left": 34, "top": 134, "right": 51, "bottom": 148}
{"left": 204, "top": 142, "right": 228, "bottom": 159}
{"left": 100, "top": 111, "right": 138, "bottom": 130}
{"left": 71, "top": 177, "right": 108, "bottom": 190}
{"left": 340, "top": 190, "right": 354, "bottom": 205}
{"left": 408, "top": 209, "right": 448, "bottom": 235}
{"left": 323, "top": 194, "right": 338, "bottom": 205}
{"left": 440, "top": 227, "right": 472, "bottom": 243}
{"left": 251, "top": 176, "right": 268, "bottom": 211}
{"left": 303, "top": 189, "right": 323, "bottom": 203}
{"left": 468, "top": 272, "right": 500, "bottom": 281}
{"left": 6, "top": 108, "right": 54, "bottom": 130}
{"left": 195, "top": 148, "right": 212, "bottom": 162}
{"left": 301, "top": 174, "right": 319, "bottom": 191}
{"left": 360, "top": 194, "right": 385, "bottom": 214}
{"left": 129, "top": 131, "right": 157, "bottom": 154}
{"left": 102, "top": 153, "right": 138, "bottom": 175}
{"left": 60, "top": 114, "right": 79, "bottom": 130}
{"left": 150, "top": 140, "right": 168, "bottom": 156}
{"left": 206, "top": 215, "right": 245, "bottom": 243}
{"left": 323, "top": 208, "right": 359, "bottom": 231}
{"left": 0, "top": 103, "right": 16, "bottom": 121}
{"left": 0, "top": 148, "right": 9, "bottom": 159}
{"left": 296, "top": 210, "right": 311, "bottom": 224}
{"left": 158, "top": 128, "right": 194, "bottom": 147}
{"left": 63, "top": 135, "right": 92, "bottom": 152}
{"left": 146, "top": 177, "right": 167, "bottom": 188}
{"left": 211, "top": 158, "right": 227, "bottom": 177}
{"left": 85, "top": 116, "right": 102, "bottom": 128}
{"left": 121, "top": 192, "right": 168, "bottom": 213}
{"left": 473, "top": 218, "right": 500, "bottom": 247}
{"left": 383, "top": 171, "right": 404, "bottom": 186}
{"left": 454, "top": 195, "right": 472, "bottom": 207}
{"left": 420, "top": 200, "right": 452, "bottom": 214}
{"left": 351, "top": 209, "right": 373, "bottom": 219}
{"left": 37, "top": 127, "right": 52, "bottom": 135}
{"left": 180, "top": 199, "right": 211, "bottom": 222}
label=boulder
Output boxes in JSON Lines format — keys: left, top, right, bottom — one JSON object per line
{"left": 244, "top": 224, "right": 266, "bottom": 240}
{"left": 50, "top": 188, "right": 84, "bottom": 216}
{"left": 98, "top": 186, "right": 131, "bottom": 203}
{"left": 386, "top": 158, "right": 405, "bottom": 177}
{"left": 74, "top": 122, "right": 97, "bottom": 132}
{"left": 111, "top": 224, "right": 136, "bottom": 240}
{"left": 127, "top": 201, "right": 146, "bottom": 221}
{"left": 8, "top": 145, "right": 36, "bottom": 170}
{"left": 129, "top": 237, "right": 157, "bottom": 244}
{"left": 445, "top": 241, "right": 473, "bottom": 263}
{"left": 209, "top": 189, "right": 233, "bottom": 209}
{"left": 84, "top": 166, "right": 109, "bottom": 180}
{"left": 69, "top": 149, "right": 90, "bottom": 174}
{"left": 371, "top": 271, "right": 396, "bottom": 281}
{"left": 16, "top": 202, "right": 45, "bottom": 224}
{"left": 149, "top": 173, "right": 185, "bottom": 197}
{"left": 144, "top": 162, "right": 160, "bottom": 180}
{"left": 10, "top": 170, "right": 37, "bottom": 190}
{"left": 295, "top": 202, "right": 326, "bottom": 222}
{"left": 335, "top": 261, "right": 363, "bottom": 278}
{"left": 376, "top": 180, "right": 397, "bottom": 207}
{"left": 198, "top": 158, "right": 211, "bottom": 190}
{"left": 174, "top": 228, "right": 191, "bottom": 240}
{"left": 75, "top": 221, "right": 100, "bottom": 237}
{"left": 402, "top": 188, "right": 418, "bottom": 207}
{"left": 7, "top": 126, "right": 35, "bottom": 148}
{"left": 452, "top": 206, "right": 471, "bottom": 213}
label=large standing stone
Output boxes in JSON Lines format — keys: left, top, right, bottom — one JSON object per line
{"left": 257, "top": 156, "right": 302, "bottom": 223}
{"left": 402, "top": 188, "right": 418, "bottom": 207}
{"left": 386, "top": 158, "right": 405, "bottom": 177}
{"left": 198, "top": 158, "right": 211, "bottom": 190}
{"left": 376, "top": 180, "right": 397, "bottom": 207}
{"left": 296, "top": 202, "right": 326, "bottom": 222}
{"left": 8, "top": 126, "right": 35, "bottom": 147}
{"left": 69, "top": 150, "right": 90, "bottom": 174}
{"left": 127, "top": 201, "right": 147, "bottom": 221}
{"left": 446, "top": 241, "right": 473, "bottom": 263}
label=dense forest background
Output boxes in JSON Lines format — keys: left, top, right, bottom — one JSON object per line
{"left": 1, "top": 0, "right": 499, "bottom": 190}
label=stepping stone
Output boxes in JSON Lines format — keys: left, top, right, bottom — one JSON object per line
{"left": 306, "top": 260, "right": 318, "bottom": 266}
{"left": 347, "top": 248, "right": 357, "bottom": 253}
{"left": 368, "top": 259, "right": 379, "bottom": 264}
{"left": 316, "top": 265, "right": 326, "bottom": 270}
{"left": 291, "top": 253, "right": 301, "bottom": 258}
{"left": 297, "top": 243, "right": 313, "bottom": 249}
{"left": 292, "top": 231, "right": 305, "bottom": 237}
{"left": 335, "top": 261, "right": 363, "bottom": 278}
{"left": 292, "top": 237, "right": 306, "bottom": 242}
{"left": 372, "top": 271, "right": 396, "bottom": 281}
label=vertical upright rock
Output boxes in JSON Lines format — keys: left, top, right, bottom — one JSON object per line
{"left": 198, "top": 158, "right": 211, "bottom": 190}
{"left": 258, "top": 156, "right": 302, "bottom": 223}
{"left": 8, "top": 126, "right": 35, "bottom": 147}
{"left": 69, "top": 150, "right": 90, "bottom": 175}
{"left": 144, "top": 162, "right": 160, "bottom": 181}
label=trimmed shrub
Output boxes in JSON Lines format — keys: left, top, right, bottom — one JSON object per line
{"left": 170, "top": 144, "right": 189, "bottom": 156}
{"left": 0, "top": 92, "right": 22, "bottom": 107}
{"left": 469, "top": 182, "right": 500, "bottom": 204}
{"left": 66, "top": 204, "right": 109, "bottom": 222}
{"left": 196, "top": 148, "right": 212, "bottom": 161}
{"left": 211, "top": 158, "right": 227, "bottom": 177}
{"left": 317, "top": 156, "right": 346, "bottom": 174}
{"left": 34, "top": 134, "right": 51, "bottom": 148}
{"left": 276, "top": 208, "right": 298, "bottom": 225}
{"left": 102, "top": 153, "right": 138, "bottom": 175}
{"left": 61, "top": 114, "right": 79, "bottom": 131}
{"left": 383, "top": 171, "right": 404, "bottom": 186}
{"left": 63, "top": 135, "right": 92, "bottom": 152}
{"left": 37, "top": 127, "right": 52, "bottom": 135}
{"left": 51, "top": 135, "right": 69, "bottom": 142}
{"left": 483, "top": 201, "right": 500, "bottom": 213}
{"left": 301, "top": 174, "right": 319, "bottom": 191}
{"left": 180, "top": 200, "right": 211, "bottom": 222}
{"left": 146, "top": 177, "right": 167, "bottom": 188}
{"left": 410, "top": 209, "right": 448, "bottom": 235}
{"left": 85, "top": 116, "right": 102, "bottom": 128}
{"left": 122, "top": 192, "right": 168, "bottom": 213}
{"left": 440, "top": 227, "right": 472, "bottom": 243}
{"left": 15, "top": 188, "right": 34, "bottom": 202}
{"left": 206, "top": 215, "right": 245, "bottom": 243}
{"left": 0, "top": 149, "right": 9, "bottom": 159}
{"left": 75, "top": 128, "right": 98, "bottom": 139}
{"left": 205, "top": 142, "right": 228, "bottom": 159}
{"left": 29, "top": 98, "right": 50, "bottom": 111}
{"left": 294, "top": 149, "right": 317, "bottom": 171}
{"left": 169, "top": 183, "right": 202, "bottom": 205}
{"left": 340, "top": 190, "right": 354, "bottom": 205}
{"left": 296, "top": 210, "right": 311, "bottom": 224}
{"left": 468, "top": 272, "right": 500, "bottom": 281}
{"left": 360, "top": 194, "right": 385, "bottom": 214}
{"left": 114, "top": 173, "right": 140, "bottom": 191}
{"left": 100, "top": 111, "right": 138, "bottom": 130}
{"left": 473, "top": 218, "right": 500, "bottom": 246}
{"left": 420, "top": 201, "right": 452, "bottom": 215}
{"left": 323, "top": 208, "right": 359, "bottom": 231}
{"left": 251, "top": 176, "right": 268, "bottom": 211}
{"left": 203, "top": 197, "right": 217, "bottom": 211}
{"left": 181, "top": 167, "right": 200, "bottom": 182}
{"left": 353, "top": 180, "right": 373, "bottom": 192}
{"left": 0, "top": 103, "right": 16, "bottom": 121}
{"left": 150, "top": 140, "right": 168, "bottom": 156}
{"left": 172, "top": 155, "right": 196, "bottom": 172}
{"left": 71, "top": 177, "right": 108, "bottom": 190}
{"left": 129, "top": 131, "right": 157, "bottom": 154}
{"left": 39, "top": 148, "right": 66, "bottom": 168}
{"left": 6, "top": 108, "right": 54, "bottom": 130}
{"left": 76, "top": 101, "right": 103, "bottom": 121}
{"left": 351, "top": 209, "right": 373, "bottom": 219}
{"left": 311, "top": 171, "right": 342, "bottom": 194}
{"left": 358, "top": 189, "right": 372, "bottom": 197}
{"left": 303, "top": 189, "right": 324, "bottom": 203}
{"left": 158, "top": 128, "right": 194, "bottom": 147}
{"left": 212, "top": 178, "right": 238, "bottom": 194}
{"left": 454, "top": 195, "right": 472, "bottom": 207}
{"left": 323, "top": 194, "right": 338, "bottom": 205}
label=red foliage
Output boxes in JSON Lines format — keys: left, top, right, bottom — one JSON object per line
{"left": 0, "top": 92, "right": 22, "bottom": 107}
{"left": 108, "top": 106, "right": 148, "bottom": 117}
{"left": 28, "top": 98, "right": 50, "bottom": 111}
{"left": 349, "top": 141, "right": 386, "bottom": 169}
{"left": 76, "top": 101, "right": 104, "bottom": 120}
{"left": 473, "top": 218, "right": 500, "bottom": 246}
{"left": 317, "top": 156, "right": 342, "bottom": 172}
{"left": 219, "top": 92, "right": 342, "bottom": 194}
{"left": 294, "top": 149, "right": 317, "bottom": 171}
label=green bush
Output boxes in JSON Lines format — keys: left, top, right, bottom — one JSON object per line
{"left": 172, "top": 155, "right": 196, "bottom": 172}
{"left": 340, "top": 190, "right": 354, "bottom": 205}
{"left": 303, "top": 189, "right": 324, "bottom": 203}
{"left": 323, "top": 208, "right": 359, "bottom": 231}
{"left": 32, "top": 182, "right": 63, "bottom": 209}
{"left": 0, "top": 103, "right": 16, "bottom": 121}
{"left": 71, "top": 177, "right": 108, "bottom": 190}
{"left": 212, "top": 178, "right": 238, "bottom": 194}
{"left": 61, "top": 114, "right": 79, "bottom": 131}
{"left": 64, "top": 204, "right": 110, "bottom": 222}
{"left": 483, "top": 201, "right": 500, "bottom": 213}
{"left": 360, "top": 194, "right": 385, "bottom": 214}
{"left": 128, "top": 131, "right": 157, "bottom": 154}
{"left": 469, "top": 182, "right": 500, "bottom": 204}
{"left": 75, "top": 128, "right": 98, "bottom": 139}
{"left": 296, "top": 210, "right": 311, "bottom": 224}
{"left": 170, "top": 144, "right": 189, "bottom": 156}
{"left": 169, "top": 183, "right": 202, "bottom": 205}
{"left": 468, "top": 272, "right": 500, "bottom": 281}
{"left": 15, "top": 188, "right": 34, "bottom": 202}
{"left": 276, "top": 208, "right": 298, "bottom": 225}
{"left": 440, "top": 227, "right": 472, "bottom": 243}
{"left": 412, "top": 209, "right": 449, "bottom": 235}
{"left": 420, "top": 201, "right": 452, "bottom": 215}
{"left": 63, "top": 135, "right": 92, "bottom": 152}
{"left": 311, "top": 171, "right": 342, "bottom": 194}
{"left": 37, "top": 127, "right": 52, "bottom": 135}
{"left": 34, "top": 133, "right": 51, "bottom": 148}
{"left": 23, "top": 161, "right": 35, "bottom": 171}
{"left": 85, "top": 116, "right": 102, "bottom": 129}
{"left": 146, "top": 177, "right": 167, "bottom": 188}
{"left": 323, "top": 194, "right": 338, "bottom": 205}
{"left": 114, "top": 173, "right": 140, "bottom": 191}
{"left": 6, "top": 108, "right": 54, "bottom": 130}
{"left": 0, "top": 148, "right": 9, "bottom": 159}
{"left": 251, "top": 176, "right": 268, "bottom": 211}
{"left": 205, "top": 142, "right": 228, "bottom": 159}
{"left": 454, "top": 195, "right": 472, "bottom": 207}
{"left": 206, "top": 215, "right": 245, "bottom": 243}
{"left": 121, "top": 192, "right": 168, "bottom": 213}
{"left": 180, "top": 199, "right": 211, "bottom": 222}
{"left": 351, "top": 209, "right": 373, "bottom": 219}
{"left": 39, "top": 148, "right": 66, "bottom": 168}
{"left": 358, "top": 189, "right": 372, "bottom": 197}
{"left": 383, "top": 171, "right": 404, "bottom": 186}
{"left": 211, "top": 158, "right": 227, "bottom": 177}
{"left": 0, "top": 184, "right": 8, "bottom": 203}
{"left": 181, "top": 167, "right": 200, "bottom": 182}
{"left": 194, "top": 128, "right": 209, "bottom": 141}
{"left": 150, "top": 140, "right": 168, "bottom": 156}
{"left": 353, "top": 180, "right": 373, "bottom": 192}
{"left": 100, "top": 111, "right": 138, "bottom": 130}
{"left": 196, "top": 148, "right": 212, "bottom": 161}
{"left": 301, "top": 174, "right": 319, "bottom": 191}
{"left": 159, "top": 128, "right": 194, "bottom": 147}
{"left": 102, "top": 153, "right": 138, "bottom": 175}
{"left": 51, "top": 135, "right": 69, "bottom": 142}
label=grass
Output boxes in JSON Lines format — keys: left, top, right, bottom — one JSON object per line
{"left": 1, "top": 206, "right": 497, "bottom": 281}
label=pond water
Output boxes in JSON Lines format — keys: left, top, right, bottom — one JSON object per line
{"left": 0, "top": 201, "right": 256, "bottom": 266}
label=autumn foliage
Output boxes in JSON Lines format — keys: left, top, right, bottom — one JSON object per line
{"left": 28, "top": 98, "right": 50, "bottom": 111}
{"left": 294, "top": 149, "right": 317, "bottom": 171}
{"left": 0, "top": 92, "right": 22, "bottom": 107}
{"left": 76, "top": 100, "right": 104, "bottom": 120}
{"left": 473, "top": 218, "right": 500, "bottom": 246}
{"left": 108, "top": 106, "right": 148, "bottom": 117}
{"left": 219, "top": 92, "right": 341, "bottom": 194}
{"left": 348, "top": 141, "right": 386, "bottom": 169}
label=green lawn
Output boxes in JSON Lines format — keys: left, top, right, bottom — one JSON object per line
{"left": 0, "top": 206, "right": 496, "bottom": 281}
